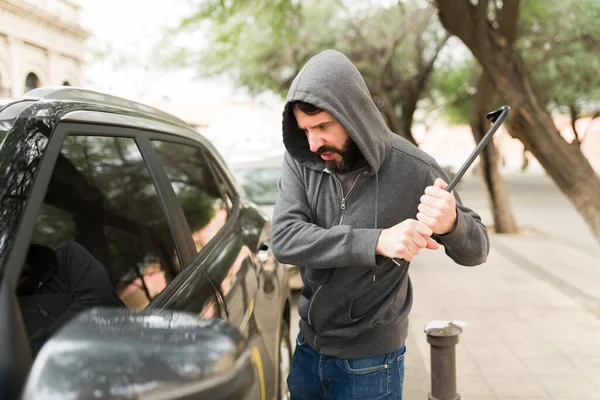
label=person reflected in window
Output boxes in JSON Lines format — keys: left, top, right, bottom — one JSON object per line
{"left": 17, "top": 241, "right": 125, "bottom": 356}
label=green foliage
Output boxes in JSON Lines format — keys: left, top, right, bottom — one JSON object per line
{"left": 434, "top": 0, "right": 600, "bottom": 126}
{"left": 518, "top": 0, "right": 600, "bottom": 115}
{"left": 161, "top": 0, "right": 599, "bottom": 131}
{"left": 175, "top": 186, "right": 217, "bottom": 232}
{"left": 161, "top": 0, "right": 449, "bottom": 135}
{"left": 427, "top": 56, "right": 480, "bottom": 125}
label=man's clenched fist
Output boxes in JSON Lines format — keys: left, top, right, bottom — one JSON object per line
{"left": 417, "top": 178, "right": 457, "bottom": 235}
{"left": 376, "top": 219, "right": 440, "bottom": 262}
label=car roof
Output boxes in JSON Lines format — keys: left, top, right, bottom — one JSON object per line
{"left": 2, "top": 87, "right": 223, "bottom": 153}
{"left": 24, "top": 86, "right": 189, "bottom": 127}
{"left": 0, "top": 99, "right": 17, "bottom": 111}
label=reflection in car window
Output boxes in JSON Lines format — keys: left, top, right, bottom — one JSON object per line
{"left": 151, "top": 141, "right": 228, "bottom": 255}
{"left": 0, "top": 131, "right": 6, "bottom": 159}
{"left": 31, "top": 135, "right": 181, "bottom": 309}
{"left": 235, "top": 167, "right": 281, "bottom": 205}
{"left": 0, "top": 100, "right": 36, "bottom": 163}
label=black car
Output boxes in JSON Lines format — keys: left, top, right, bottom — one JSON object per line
{"left": 0, "top": 87, "right": 293, "bottom": 400}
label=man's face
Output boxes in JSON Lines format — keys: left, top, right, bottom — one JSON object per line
{"left": 293, "top": 108, "right": 360, "bottom": 173}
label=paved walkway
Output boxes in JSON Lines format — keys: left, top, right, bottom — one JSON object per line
{"left": 405, "top": 174, "right": 600, "bottom": 399}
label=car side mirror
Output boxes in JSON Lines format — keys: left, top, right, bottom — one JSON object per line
{"left": 21, "top": 308, "right": 254, "bottom": 400}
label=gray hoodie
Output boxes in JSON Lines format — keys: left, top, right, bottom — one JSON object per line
{"left": 272, "top": 50, "right": 489, "bottom": 359}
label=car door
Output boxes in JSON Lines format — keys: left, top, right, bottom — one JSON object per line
{"left": 146, "top": 136, "right": 279, "bottom": 400}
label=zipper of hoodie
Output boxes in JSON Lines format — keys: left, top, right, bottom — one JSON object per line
{"left": 306, "top": 171, "right": 365, "bottom": 349}
{"left": 307, "top": 284, "right": 323, "bottom": 328}
{"left": 34, "top": 282, "right": 54, "bottom": 320}
{"left": 328, "top": 171, "right": 363, "bottom": 225}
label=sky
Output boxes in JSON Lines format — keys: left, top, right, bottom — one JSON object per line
{"left": 80, "top": 0, "right": 240, "bottom": 104}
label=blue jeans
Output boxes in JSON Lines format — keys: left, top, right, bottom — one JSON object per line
{"left": 287, "top": 332, "right": 405, "bottom": 399}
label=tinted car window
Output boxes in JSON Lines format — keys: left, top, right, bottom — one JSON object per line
{"left": 30, "top": 135, "right": 181, "bottom": 309}
{"left": 151, "top": 140, "right": 228, "bottom": 254}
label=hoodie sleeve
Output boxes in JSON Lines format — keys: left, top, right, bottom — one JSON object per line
{"left": 428, "top": 164, "right": 490, "bottom": 266}
{"left": 271, "top": 152, "right": 381, "bottom": 269}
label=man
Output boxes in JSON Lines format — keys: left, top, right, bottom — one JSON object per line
{"left": 18, "top": 241, "right": 125, "bottom": 356}
{"left": 271, "top": 50, "right": 489, "bottom": 399}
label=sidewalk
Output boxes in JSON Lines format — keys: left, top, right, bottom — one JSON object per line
{"left": 404, "top": 175, "right": 600, "bottom": 399}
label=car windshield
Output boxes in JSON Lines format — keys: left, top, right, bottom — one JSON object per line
{"left": 235, "top": 167, "right": 281, "bottom": 205}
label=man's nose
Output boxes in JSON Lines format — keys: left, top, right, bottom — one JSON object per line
{"left": 307, "top": 132, "right": 324, "bottom": 153}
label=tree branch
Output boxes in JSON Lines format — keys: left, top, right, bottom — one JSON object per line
{"left": 334, "top": 0, "right": 377, "bottom": 60}
{"left": 569, "top": 102, "right": 580, "bottom": 145}
{"left": 380, "top": 6, "right": 435, "bottom": 75}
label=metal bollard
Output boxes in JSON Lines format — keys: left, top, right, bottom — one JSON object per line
{"left": 424, "top": 321, "right": 462, "bottom": 400}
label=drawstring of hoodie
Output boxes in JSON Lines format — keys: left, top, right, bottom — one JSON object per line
{"left": 373, "top": 172, "right": 379, "bottom": 281}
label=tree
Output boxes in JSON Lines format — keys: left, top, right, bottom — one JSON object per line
{"left": 434, "top": 0, "right": 600, "bottom": 242}
{"left": 427, "top": 45, "right": 520, "bottom": 234}
{"left": 518, "top": 0, "right": 600, "bottom": 145}
{"left": 469, "top": 0, "right": 519, "bottom": 234}
{"left": 163, "top": 0, "right": 449, "bottom": 146}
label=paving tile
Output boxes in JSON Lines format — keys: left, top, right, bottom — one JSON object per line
{"left": 538, "top": 376, "right": 600, "bottom": 398}
{"left": 487, "top": 375, "right": 550, "bottom": 397}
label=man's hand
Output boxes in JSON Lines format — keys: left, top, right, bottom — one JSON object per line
{"left": 376, "top": 219, "right": 440, "bottom": 262}
{"left": 417, "top": 178, "right": 457, "bottom": 235}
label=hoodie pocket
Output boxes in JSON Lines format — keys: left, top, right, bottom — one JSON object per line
{"left": 350, "top": 262, "right": 410, "bottom": 323}
{"left": 348, "top": 297, "right": 366, "bottom": 323}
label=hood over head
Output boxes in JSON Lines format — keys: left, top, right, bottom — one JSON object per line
{"left": 282, "top": 50, "right": 392, "bottom": 173}
{"left": 17, "top": 243, "right": 58, "bottom": 295}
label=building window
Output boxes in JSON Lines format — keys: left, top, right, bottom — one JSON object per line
{"left": 62, "top": 81, "right": 71, "bottom": 86}
{"left": 25, "top": 73, "right": 40, "bottom": 93}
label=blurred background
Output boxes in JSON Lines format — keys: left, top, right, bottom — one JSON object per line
{"left": 1, "top": 0, "right": 600, "bottom": 398}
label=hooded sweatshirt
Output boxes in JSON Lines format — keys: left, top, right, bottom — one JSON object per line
{"left": 18, "top": 242, "right": 125, "bottom": 356}
{"left": 271, "top": 50, "right": 489, "bottom": 359}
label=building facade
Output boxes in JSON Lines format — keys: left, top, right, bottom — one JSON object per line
{"left": 0, "top": 0, "right": 87, "bottom": 98}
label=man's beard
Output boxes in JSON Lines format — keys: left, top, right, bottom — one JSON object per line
{"left": 317, "top": 138, "right": 362, "bottom": 173}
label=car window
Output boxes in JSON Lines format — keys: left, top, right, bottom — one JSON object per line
{"left": 151, "top": 140, "right": 229, "bottom": 255}
{"left": 235, "top": 167, "right": 281, "bottom": 205}
{"left": 28, "top": 135, "right": 181, "bottom": 310}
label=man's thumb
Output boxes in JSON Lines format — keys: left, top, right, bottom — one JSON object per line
{"left": 434, "top": 178, "right": 448, "bottom": 190}
{"left": 426, "top": 237, "right": 440, "bottom": 250}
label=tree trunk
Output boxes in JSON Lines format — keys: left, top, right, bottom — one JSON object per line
{"left": 401, "top": 97, "right": 417, "bottom": 146}
{"left": 435, "top": 0, "right": 600, "bottom": 243}
{"left": 377, "top": 89, "right": 418, "bottom": 146}
{"left": 470, "top": 73, "right": 519, "bottom": 233}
